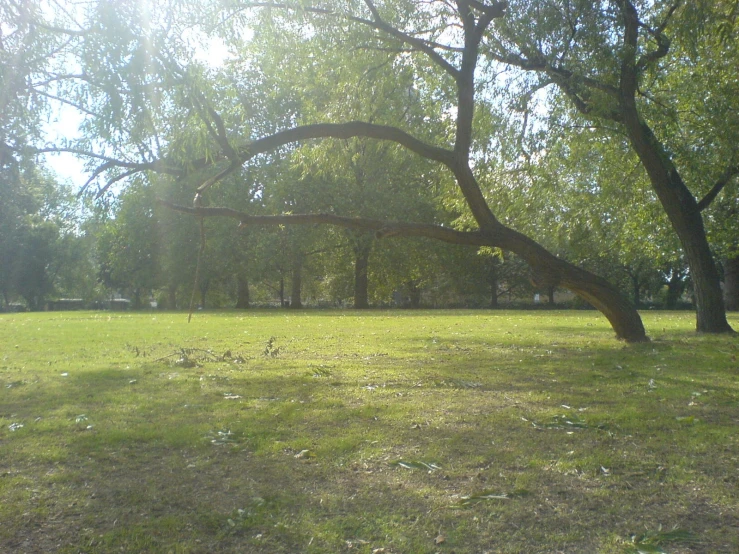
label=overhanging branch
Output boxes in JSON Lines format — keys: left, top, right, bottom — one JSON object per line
{"left": 197, "top": 121, "right": 455, "bottom": 194}
{"left": 158, "top": 200, "right": 489, "bottom": 246}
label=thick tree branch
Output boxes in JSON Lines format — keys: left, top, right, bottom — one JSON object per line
{"left": 158, "top": 200, "right": 489, "bottom": 246}
{"left": 468, "top": 0, "right": 508, "bottom": 19}
{"left": 698, "top": 165, "right": 739, "bottom": 211}
{"left": 192, "top": 121, "right": 455, "bottom": 195}
{"left": 636, "top": 30, "right": 671, "bottom": 72}
{"left": 619, "top": 0, "right": 640, "bottom": 100}
{"left": 470, "top": 1, "right": 508, "bottom": 35}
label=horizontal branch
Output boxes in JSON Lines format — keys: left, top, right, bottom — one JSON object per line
{"left": 159, "top": 200, "right": 490, "bottom": 246}
{"left": 198, "top": 121, "right": 455, "bottom": 193}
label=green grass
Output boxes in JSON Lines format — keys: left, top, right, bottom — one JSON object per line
{"left": 1, "top": 309, "right": 737, "bottom": 553}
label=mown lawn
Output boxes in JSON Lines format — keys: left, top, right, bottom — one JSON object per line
{"left": 1, "top": 309, "right": 738, "bottom": 553}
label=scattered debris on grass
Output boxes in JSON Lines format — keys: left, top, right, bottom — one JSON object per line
{"left": 434, "top": 379, "right": 483, "bottom": 389}
{"left": 154, "top": 348, "right": 246, "bottom": 367}
{"left": 208, "top": 429, "right": 238, "bottom": 445}
{"left": 456, "top": 489, "right": 530, "bottom": 507}
{"left": 390, "top": 460, "right": 441, "bottom": 471}
{"left": 263, "top": 337, "right": 281, "bottom": 357}
{"left": 308, "top": 366, "right": 333, "bottom": 377}
{"left": 523, "top": 412, "right": 609, "bottom": 432}
{"left": 622, "top": 526, "right": 696, "bottom": 553}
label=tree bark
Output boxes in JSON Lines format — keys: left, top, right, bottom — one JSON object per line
{"left": 235, "top": 274, "right": 250, "bottom": 309}
{"left": 620, "top": 115, "right": 732, "bottom": 332}
{"left": 617, "top": 1, "right": 733, "bottom": 334}
{"left": 353, "top": 240, "right": 371, "bottom": 309}
{"left": 725, "top": 255, "right": 739, "bottom": 311}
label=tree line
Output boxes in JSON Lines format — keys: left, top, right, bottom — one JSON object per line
{"left": 0, "top": 1, "right": 737, "bottom": 337}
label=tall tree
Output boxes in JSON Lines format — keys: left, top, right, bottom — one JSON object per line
{"left": 34, "top": 0, "right": 649, "bottom": 340}
{"left": 485, "top": 0, "right": 736, "bottom": 333}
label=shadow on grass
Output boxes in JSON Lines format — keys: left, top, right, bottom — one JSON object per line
{"left": 1, "top": 313, "right": 738, "bottom": 553}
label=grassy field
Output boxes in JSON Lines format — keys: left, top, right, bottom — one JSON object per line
{"left": 1, "top": 309, "right": 738, "bottom": 553}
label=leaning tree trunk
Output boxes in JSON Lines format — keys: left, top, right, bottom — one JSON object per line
{"left": 725, "top": 255, "right": 739, "bottom": 311}
{"left": 353, "top": 241, "right": 371, "bottom": 309}
{"left": 484, "top": 220, "right": 647, "bottom": 342}
{"left": 613, "top": 18, "right": 734, "bottom": 334}
{"left": 451, "top": 160, "right": 648, "bottom": 342}
{"left": 621, "top": 117, "right": 732, "bottom": 332}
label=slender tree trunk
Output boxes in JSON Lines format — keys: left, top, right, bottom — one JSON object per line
{"left": 353, "top": 242, "right": 371, "bottom": 309}
{"left": 665, "top": 269, "right": 684, "bottom": 309}
{"left": 548, "top": 285, "right": 555, "bottom": 305}
{"left": 279, "top": 277, "right": 285, "bottom": 307}
{"left": 290, "top": 261, "right": 302, "bottom": 309}
{"left": 132, "top": 288, "right": 142, "bottom": 310}
{"left": 235, "top": 274, "right": 250, "bottom": 309}
{"left": 488, "top": 261, "right": 499, "bottom": 309}
{"left": 407, "top": 280, "right": 422, "bottom": 308}
{"left": 199, "top": 279, "right": 209, "bottom": 309}
{"left": 725, "top": 255, "right": 739, "bottom": 311}
{"left": 168, "top": 285, "right": 177, "bottom": 310}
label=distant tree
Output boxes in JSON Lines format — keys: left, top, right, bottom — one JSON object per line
{"left": 97, "top": 183, "right": 161, "bottom": 307}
